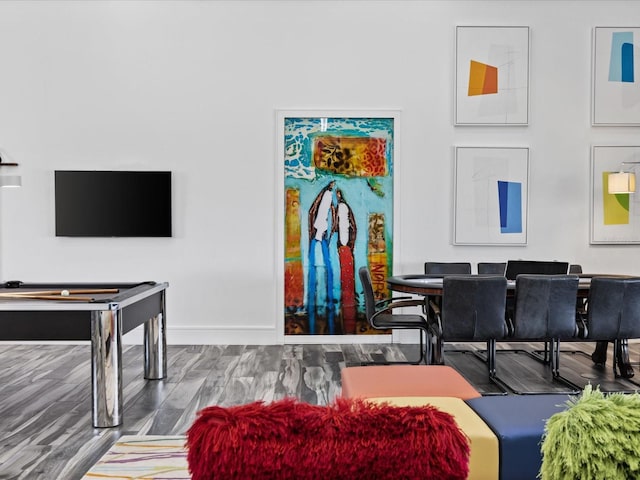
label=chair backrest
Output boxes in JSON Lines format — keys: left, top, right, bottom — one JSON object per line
{"left": 424, "top": 262, "right": 472, "bottom": 275}
{"left": 569, "top": 264, "right": 583, "bottom": 274}
{"left": 441, "top": 276, "right": 508, "bottom": 341}
{"left": 587, "top": 277, "right": 640, "bottom": 340}
{"left": 512, "top": 275, "right": 580, "bottom": 339}
{"left": 477, "top": 262, "right": 507, "bottom": 275}
{"left": 358, "top": 267, "right": 377, "bottom": 322}
{"left": 505, "top": 260, "right": 569, "bottom": 280}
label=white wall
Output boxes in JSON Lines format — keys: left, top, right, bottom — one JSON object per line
{"left": 1, "top": 1, "right": 639, "bottom": 345}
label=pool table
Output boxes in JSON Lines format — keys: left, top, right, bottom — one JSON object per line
{"left": 0, "top": 280, "right": 169, "bottom": 428}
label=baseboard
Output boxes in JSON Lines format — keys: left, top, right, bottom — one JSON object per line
{"left": 0, "top": 326, "right": 279, "bottom": 346}
{"left": 0, "top": 326, "right": 406, "bottom": 345}
{"left": 128, "top": 327, "right": 395, "bottom": 345}
{"left": 283, "top": 334, "right": 393, "bottom": 345}
{"left": 125, "top": 325, "right": 280, "bottom": 345}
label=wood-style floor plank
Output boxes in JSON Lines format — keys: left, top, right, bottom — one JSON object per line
{"left": 0, "top": 341, "right": 637, "bottom": 479}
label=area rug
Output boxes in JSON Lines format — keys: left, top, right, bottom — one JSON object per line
{"left": 82, "top": 435, "right": 189, "bottom": 479}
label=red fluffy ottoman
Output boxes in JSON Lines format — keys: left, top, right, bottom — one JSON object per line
{"left": 186, "top": 397, "right": 470, "bottom": 480}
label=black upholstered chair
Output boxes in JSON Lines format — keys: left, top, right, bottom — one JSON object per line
{"left": 423, "top": 262, "right": 473, "bottom": 350}
{"left": 516, "top": 264, "right": 586, "bottom": 365}
{"left": 428, "top": 275, "right": 508, "bottom": 384}
{"left": 477, "top": 262, "right": 507, "bottom": 275}
{"left": 584, "top": 277, "right": 640, "bottom": 381}
{"left": 424, "top": 262, "right": 472, "bottom": 275}
{"left": 504, "top": 274, "right": 581, "bottom": 393}
{"left": 504, "top": 260, "right": 569, "bottom": 280}
{"left": 565, "top": 265, "right": 618, "bottom": 368}
{"left": 358, "top": 267, "right": 429, "bottom": 365}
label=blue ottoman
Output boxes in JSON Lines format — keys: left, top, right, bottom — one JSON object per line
{"left": 466, "top": 394, "right": 572, "bottom": 480}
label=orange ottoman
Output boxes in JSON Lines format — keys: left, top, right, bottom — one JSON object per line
{"left": 341, "top": 365, "right": 481, "bottom": 400}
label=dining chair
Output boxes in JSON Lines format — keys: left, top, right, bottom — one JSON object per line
{"left": 477, "top": 262, "right": 507, "bottom": 275}
{"left": 423, "top": 262, "right": 473, "bottom": 340}
{"left": 424, "top": 262, "right": 472, "bottom": 275}
{"left": 575, "top": 265, "right": 632, "bottom": 373}
{"left": 358, "top": 267, "right": 429, "bottom": 365}
{"left": 502, "top": 261, "right": 572, "bottom": 363}
{"left": 428, "top": 275, "right": 508, "bottom": 389}
{"left": 504, "top": 260, "right": 569, "bottom": 280}
{"left": 584, "top": 276, "right": 640, "bottom": 383}
{"left": 500, "top": 274, "right": 581, "bottom": 394}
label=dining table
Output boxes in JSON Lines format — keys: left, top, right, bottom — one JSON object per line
{"left": 385, "top": 273, "right": 635, "bottom": 378}
{"left": 386, "top": 273, "right": 595, "bottom": 297}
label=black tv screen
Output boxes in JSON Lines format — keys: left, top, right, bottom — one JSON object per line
{"left": 55, "top": 170, "right": 172, "bottom": 237}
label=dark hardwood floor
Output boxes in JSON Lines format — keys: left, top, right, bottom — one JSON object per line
{"left": 0, "top": 341, "right": 638, "bottom": 479}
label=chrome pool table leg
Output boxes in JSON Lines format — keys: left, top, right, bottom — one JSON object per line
{"left": 144, "top": 289, "right": 167, "bottom": 380}
{"left": 90, "top": 307, "right": 123, "bottom": 428}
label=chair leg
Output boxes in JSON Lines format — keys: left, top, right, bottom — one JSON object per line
{"left": 484, "top": 339, "right": 511, "bottom": 394}
{"left": 431, "top": 335, "right": 444, "bottom": 365}
{"left": 615, "top": 339, "right": 635, "bottom": 379}
{"left": 523, "top": 342, "right": 552, "bottom": 364}
{"left": 550, "top": 339, "right": 559, "bottom": 376}
{"left": 591, "top": 341, "right": 608, "bottom": 365}
{"left": 486, "top": 339, "right": 496, "bottom": 376}
{"left": 416, "top": 328, "right": 426, "bottom": 365}
{"left": 422, "top": 328, "right": 431, "bottom": 365}
{"left": 482, "top": 340, "right": 579, "bottom": 395}
{"left": 542, "top": 341, "right": 550, "bottom": 363}
{"left": 358, "top": 328, "right": 426, "bottom": 366}
{"left": 550, "top": 339, "right": 581, "bottom": 393}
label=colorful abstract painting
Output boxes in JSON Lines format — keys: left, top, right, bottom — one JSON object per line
{"left": 591, "top": 145, "right": 640, "bottom": 244}
{"left": 455, "top": 26, "right": 529, "bottom": 125}
{"left": 454, "top": 147, "right": 528, "bottom": 245}
{"left": 282, "top": 114, "right": 395, "bottom": 336}
{"left": 593, "top": 27, "right": 640, "bottom": 125}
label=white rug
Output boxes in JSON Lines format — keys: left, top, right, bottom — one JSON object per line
{"left": 82, "top": 435, "right": 190, "bottom": 479}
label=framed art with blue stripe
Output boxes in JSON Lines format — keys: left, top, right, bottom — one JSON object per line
{"left": 454, "top": 146, "right": 529, "bottom": 245}
{"left": 593, "top": 27, "right": 640, "bottom": 125}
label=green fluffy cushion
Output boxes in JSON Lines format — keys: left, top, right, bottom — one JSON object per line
{"left": 540, "top": 384, "right": 640, "bottom": 480}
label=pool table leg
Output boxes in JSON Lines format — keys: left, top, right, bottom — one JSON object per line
{"left": 144, "top": 289, "right": 167, "bottom": 380}
{"left": 90, "top": 306, "right": 123, "bottom": 428}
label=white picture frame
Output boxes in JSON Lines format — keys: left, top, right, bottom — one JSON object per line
{"left": 590, "top": 145, "right": 640, "bottom": 244}
{"left": 455, "top": 26, "right": 530, "bottom": 125}
{"left": 454, "top": 146, "right": 529, "bottom": 245}
{"left": 592, "top": 27, "right": 640, "bottom": 126}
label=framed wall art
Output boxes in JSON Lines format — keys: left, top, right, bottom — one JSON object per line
{"left": 590, "top": 145, "right": 640, "bottom": 244}
{"left": 454, "top": 146, "right": 529, "bottom": 245}
{"left": 592, "top": 27, "right": 640, "bottom": 126}
{"left": 276, "top": 110, "right": 399, "bottom": 339}
{"left": 455, "top": 26, "right": 530, "bottom": 125}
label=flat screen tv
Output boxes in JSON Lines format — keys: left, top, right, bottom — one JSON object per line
{"left": 55, "top": 170, "right": 172, "bottom": 237}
